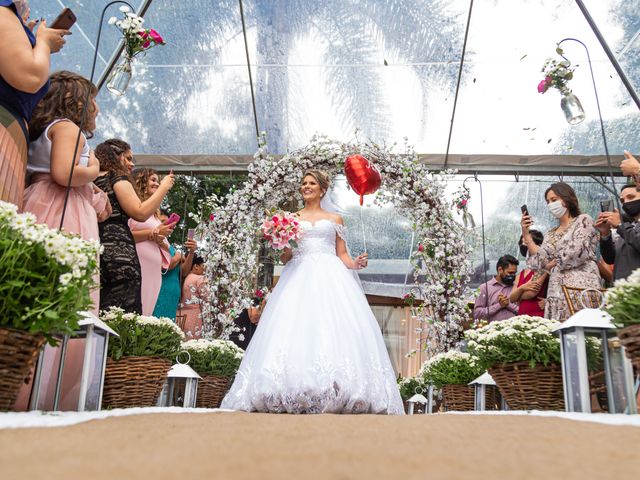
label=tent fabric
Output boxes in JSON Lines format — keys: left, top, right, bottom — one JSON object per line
{"left": 134, "top": 153, "right": 626, "bottom": 175}
{"left": 28, "top": 0, "right": 640, "bottom": 169}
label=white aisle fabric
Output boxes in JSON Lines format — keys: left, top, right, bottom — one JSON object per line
{"left": 221, "top": 219, "right": 404, "bottom": 414}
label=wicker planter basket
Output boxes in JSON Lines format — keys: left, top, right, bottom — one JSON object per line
{"left": 489, "top": 361, "right": 564, "bottom": 411}
{"left": 441, "top": 384, "right": 475, "bottom": 411}
{"left": 0, "top": 327, "right": 45, "bottom": 411}
{"left": 196, "top": 375, "right": 231, "bottom": 408}
{"left": 618, "top": 324, "right": 640, "bottom": 369}
{"left": 102, "top": 356, "right": 171, "bottom": 408}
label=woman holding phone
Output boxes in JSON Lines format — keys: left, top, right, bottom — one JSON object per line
{"left": 129, "top": 167, "right": 178, "bottom": 315}
{"left": 94, "top": 140, "right": 175, "bottom": 314}
{"left": 0, "top": 1, "right": 70, "bottom": 207}
{"left": 152, "top": 210, "right": 198, "bottom": 320}
{"left": 521, "top": 182, "right": 601, "bottom": 321}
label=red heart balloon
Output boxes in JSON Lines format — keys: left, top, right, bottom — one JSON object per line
{"left": 344, "top": 154, "right": 382, "bottom": 205}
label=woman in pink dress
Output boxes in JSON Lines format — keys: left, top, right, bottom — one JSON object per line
{"left": 180, "top": 256, "right": 206, "bottom": 338}
{"left": 128, "top": 168, "right": 176, "bottom": 315}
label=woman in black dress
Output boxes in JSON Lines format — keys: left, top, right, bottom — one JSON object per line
{"left": 94, "top": 139, "right": 174, "bottom": 313}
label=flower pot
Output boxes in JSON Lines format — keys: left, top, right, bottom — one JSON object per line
{"left": 0, "top": 327, "right": 45, "bottom": 411}
{"left": 441, "top": 384, "right": 475, "bottom": 411}
{"left": 102, "top": 356, "right": 171, "bottom": 408}
{"left": 618, "top": 324, "right": 640, "bottom": 369}
{"left": 195, "top": 374, "right": 231, "bottom": 408}
{"left": 106, "top": 56, "right": 132, "bottom": 96}
{"left": 489, "top": 361, "right": 564, "bottom": 411}
{"left": 560, "top": 92, "right": 585, "bottom": 125}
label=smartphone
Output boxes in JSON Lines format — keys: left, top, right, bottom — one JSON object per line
{"left": 521, "top": 204, "right": 529, "bottom": 216}
{"left": 51, "top": 7, "right": 76, "bottom": 30}
{"left": 187, "top": 228, "right": 195, "bottom": 240}
{"left": 166, "top": 213, "right": 180, "bottom": 224}
{"left": 600, "top": 199, "right": 613, "bottom": 212}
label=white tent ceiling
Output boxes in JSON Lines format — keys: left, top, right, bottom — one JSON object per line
{"left": 32, "top": 0, "right": 640, "bottom": 174}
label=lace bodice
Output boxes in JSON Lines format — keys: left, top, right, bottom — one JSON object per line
{"left": 292, "top": 219, "right": 346, "bottom": 260}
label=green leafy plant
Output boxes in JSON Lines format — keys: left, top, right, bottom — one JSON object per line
{"left": 0, "top": 201, "right": 100, "bottom": 344}
{"left": 101, "top": 307, "right": 184, "bottom": 361}
{"left": 420, "top": 350, "right": 483, "bottom": 389}
{"left": 605, "top": 268, "right": 640, "bottom": 328}
{"left": 181, "top": 339, "right": 244, "bottom": 378}
{"left": 397, "top": 375, "right": 426, "bottom": 401}
{"left": 465, "top": 315, "right": 561, "bottom": 369}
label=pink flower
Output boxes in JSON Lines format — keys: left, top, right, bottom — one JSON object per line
{"left": 538, "top": 76, "right": 552, "bottom": 94}
{"left": 255, "top": 289, "right": 264, "bottom": 298}
{"left": 149, "top": 29, "right": 164, "bottom": 44}
{"left": 138, "top": 31, "right": 149, "bottom": 39}
{"left": 418, "top": 244, "right": 425, "bottom": 252}
{"left": 209, "top": 213, "right": 215, "bottom": 221}
{"left": 142, "top": 40, "right": 151, "bottom": 48}
{"left": 537, "top": 79, "right": 547, "bottom": 93}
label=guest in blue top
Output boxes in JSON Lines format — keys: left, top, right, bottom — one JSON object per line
{"left": 152, "top": 208, "right": 198, "bottom": 320}
{"left": 0, "top": 1, "right": 70, "bottom": 208}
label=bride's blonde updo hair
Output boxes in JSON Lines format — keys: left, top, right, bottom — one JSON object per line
{"left": 301, "top": 169, "right": 330, "bottom": 197}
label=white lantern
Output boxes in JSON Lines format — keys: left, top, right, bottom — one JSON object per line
{"left": 158, "top": 352, "right": 201, "bottom": 408}
{"left": 29, "top": 311, "right": 118, "bottom": 411}
{"left": 407, "top": 385, "right": 436, "bottom": 414}
{"left": 469, "top": 372, "right": 494, "bottom": 411}
{"left": 553, "top": 301, "right": 637, "bottom": 414}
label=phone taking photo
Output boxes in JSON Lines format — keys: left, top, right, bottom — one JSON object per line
{"left": 521, "top": 204, "right": 529, "bottom": 216}
{"left": 51, "top": 7, "right": 76, "bottom": 30}
{"left": 187, "top": 228, "right": 195, "bottom": 240}
{"left": 600, "top": 199, "right": 613, "bottom": 212}
{"left": 166, "top": 213, "right": 180, "bottom": 225}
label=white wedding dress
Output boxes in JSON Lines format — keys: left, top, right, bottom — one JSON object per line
{"left": 221, "top": 219, "right": 404, "bottom": 414}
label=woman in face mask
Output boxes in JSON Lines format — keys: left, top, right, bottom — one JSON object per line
{"left": 520, "top": 182, "right": 601, "bottom": 321}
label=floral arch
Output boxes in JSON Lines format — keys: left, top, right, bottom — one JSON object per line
{"left": 200, "top": 136, "right": 471, "bottom": 353}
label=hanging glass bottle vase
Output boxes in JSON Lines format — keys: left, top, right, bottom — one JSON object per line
{"left": 106, "top": 56, "right": 133, "bottom": 96}
{"left": 560, "top": 91, "right": 586, "bottom": 125}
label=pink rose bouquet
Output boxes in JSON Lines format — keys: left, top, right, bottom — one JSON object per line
{"left": 260, "top": 211, "right": 302, "bottom": 251}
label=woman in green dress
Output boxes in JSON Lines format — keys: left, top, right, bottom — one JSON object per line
{"left": 152, "top": 209, "right": 197, "bottom": 320}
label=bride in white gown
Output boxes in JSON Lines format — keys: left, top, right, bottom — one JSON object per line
{"left": 221, "top": 170, "right": 404, "bottom": 414}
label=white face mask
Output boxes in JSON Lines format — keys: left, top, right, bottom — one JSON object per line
{"left": 547, "top": 200, "right": 567, "bottom": 219}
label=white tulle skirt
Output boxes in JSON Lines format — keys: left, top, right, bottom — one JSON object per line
{"left": 221, "top": 252, "right": 404, "bottom": 414}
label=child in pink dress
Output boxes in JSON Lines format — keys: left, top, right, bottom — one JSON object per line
{"left": 17, "top": 71, "right": 109, "bottom": 411}
{"left": 180, "top": 256, "right": 206, "bottom": 339}
{"left": 23, "top": 71, "right": 109, "bottom": 311}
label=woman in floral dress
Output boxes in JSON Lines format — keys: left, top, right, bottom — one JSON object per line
{"left": 521, "top": 182, "right": 601, "bottom": 321}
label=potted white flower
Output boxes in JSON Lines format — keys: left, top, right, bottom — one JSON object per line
{"left": 0, "top": 202, "right": 100, "bottom": 410}
{"left": 101, "top": 307, "right": 184, "bottom": 408}
{"left": 181, "top": 339, "right": 244, "bottom": 408}
{"left": 420, "top": 350, "right": 483, "bottom": 411}
{"left": 465, "top": 315, "right": 565, "bottom": 410}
